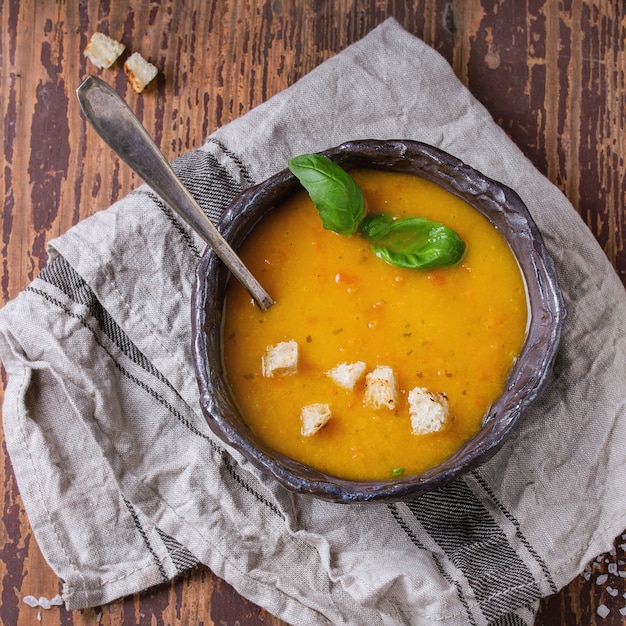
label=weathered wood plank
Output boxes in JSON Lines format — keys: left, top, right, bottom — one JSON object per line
{"left": 1, "top": 1, "right": 624, "bottom": 625}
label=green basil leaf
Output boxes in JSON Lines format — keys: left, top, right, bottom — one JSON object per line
{"left": 287, "top": 154, "right": 467, "bottom": 271}
{"left": 358, "top": 213, "right": 394, "bottom": 239}
{"left": 288, "top": 154, "right": 365, "bottom": 235}
{"left": 367, "top": 216, "right": 466, "bottom": 270}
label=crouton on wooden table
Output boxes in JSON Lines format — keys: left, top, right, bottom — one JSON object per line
{"left": 84, "top": 32, "right": 125, "bottom": 69}
{"left": 124, "top": 52, "right": 158, "bottom": 93}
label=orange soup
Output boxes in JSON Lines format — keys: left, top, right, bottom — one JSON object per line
{"left": 222, "top": 170, "right": 528, "bottom": 481}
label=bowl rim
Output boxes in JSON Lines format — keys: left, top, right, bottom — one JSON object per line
{"left": 192, "top": 139, "right": 566, "bottom": 503}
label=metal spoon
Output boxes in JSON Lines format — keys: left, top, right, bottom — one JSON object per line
{"left": 76, "top": 75, "right": 274, "bottom": 311}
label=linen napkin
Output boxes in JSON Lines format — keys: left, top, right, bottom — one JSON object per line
{"left": 1, "top": 18, "right": 625, "bottom": 626}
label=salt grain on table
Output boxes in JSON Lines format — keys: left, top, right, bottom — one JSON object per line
{"left": 596, "top": 603, "right": 610, "bottom": 618}
{"left": 607, "top": 586, "right": 619, "bottom": 596}
{"left": 608, "top": 562, "right": 618, "bottom": 575}
{"left": 22, "top": 594, "right": 63, "bottom": 609}
{"left": 38, "top": 597, "right": 51, "bottom": 609}
{"left": 596, "top": 573, "right": 609, "bottom": 585}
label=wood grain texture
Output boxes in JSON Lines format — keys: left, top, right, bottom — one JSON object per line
{"left": 1, "top": 1, "right": 624, "bottom": 624}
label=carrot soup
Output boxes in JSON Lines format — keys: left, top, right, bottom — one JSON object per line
{"left": 221, "top": 169, "right": 528, "bottom": 481}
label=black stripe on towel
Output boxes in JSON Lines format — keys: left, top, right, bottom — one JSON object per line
{"left": 488, "top": 612, "right": 531, "bottom": 626}
{"left": 173, "top": 148, "right": 245, "bottom": 224}
{"left": 32, "top": 261, "right": 284, "bottom": 521}
{"left": 404, "top": 479, "right": 541, "bottom": 623}
{"left": 204, "top": 137, "right": 256, "bottom": 186}
{"left": 156, "top": 528, "right": 199, "bottom": 575}
{"left": 471, "top": 469, "right": 557, "bottom": 594}
{"left": 122, "top": 496, "right": 168, "bottom": 583}
{"left": 388, "top": 502, "right": 479, "bottom": 626}
{"left": 38, "top": 257, "right": 167, "bottom": 384}
{"left": 141, "top": 189, "right": 204, "bottom": 259}
{"left": 133, "top": 146, "right": 247, "bottom": 258}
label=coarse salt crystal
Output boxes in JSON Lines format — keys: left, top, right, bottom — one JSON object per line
{"left": 619, "top": 606, "right": 626, "bottom": 616}
{"left": 607, "top": 586, "right": 619, "bottom": 597}
{"left": 608, "top": 563, "right": 618, "bottom": 575}
{"left": 619, "top": 571, "right": 626, "bottom": 577}
{"left": 582, "top": 570, "right": 591, "bottom": 581}
{"left": 596, "top": 604, "right": 610, "bottom": 618}
{"left": 596, "top": 573, "right": 609, "bottom": 585}
{"left": 21, "top": 594, "right": 63, "bottom": 610}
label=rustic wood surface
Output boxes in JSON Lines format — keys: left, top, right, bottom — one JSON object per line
{"left": 1, "top": 0, "right": 624, "bottom": 624}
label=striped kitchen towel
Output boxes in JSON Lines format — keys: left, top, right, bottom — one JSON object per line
{"left": 1, "top": 18, "right": 624, "bottom": 626}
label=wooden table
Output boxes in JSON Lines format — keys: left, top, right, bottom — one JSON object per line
{"left": 1, "top": 1, "right": 624, "bottom": 624}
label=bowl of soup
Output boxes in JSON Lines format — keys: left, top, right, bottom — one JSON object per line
{"left": 192, "top": 139, "right": 565, "bottom": 503}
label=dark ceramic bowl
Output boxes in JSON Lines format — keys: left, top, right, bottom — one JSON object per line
{"left": 192, "top": 139, "right": 566, "bottom": 503}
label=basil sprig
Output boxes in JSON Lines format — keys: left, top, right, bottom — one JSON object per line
{"left": 287, "top": 153, "right": 365, "bottom": 235}
{"left": 360, "top": 214, "right": 467, "bottom": 270}
{"left": 288, "top": 153, "right": 466, "bottom": 270}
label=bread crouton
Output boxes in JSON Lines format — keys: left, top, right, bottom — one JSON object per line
{"left": 363, "top": 365, "right": 398, "bottom": 410}
{"left": 408, "top": 387, "right": 449, "bottom": 434}
{"left": 124, "top": 51, "right": 158, "bottom": 93}
{"left": 300, "top": 403, "right": 332, "bottom": 437}
{"left": 262, "top": 340, "right": 298, "bottom": 377}
{"left": 84, "top": 33, "right": 126, "bottom": 69}
{"left": 326, "top": 361, "right": 366, "bottom": 390}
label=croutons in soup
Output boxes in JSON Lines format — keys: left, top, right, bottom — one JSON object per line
{"left": 222, "top": 170, "right": 528, "bottom": 481}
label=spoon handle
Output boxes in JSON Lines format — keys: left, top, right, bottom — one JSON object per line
{"left": 76, "top": 75, "right": 274, "bottom": 311}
